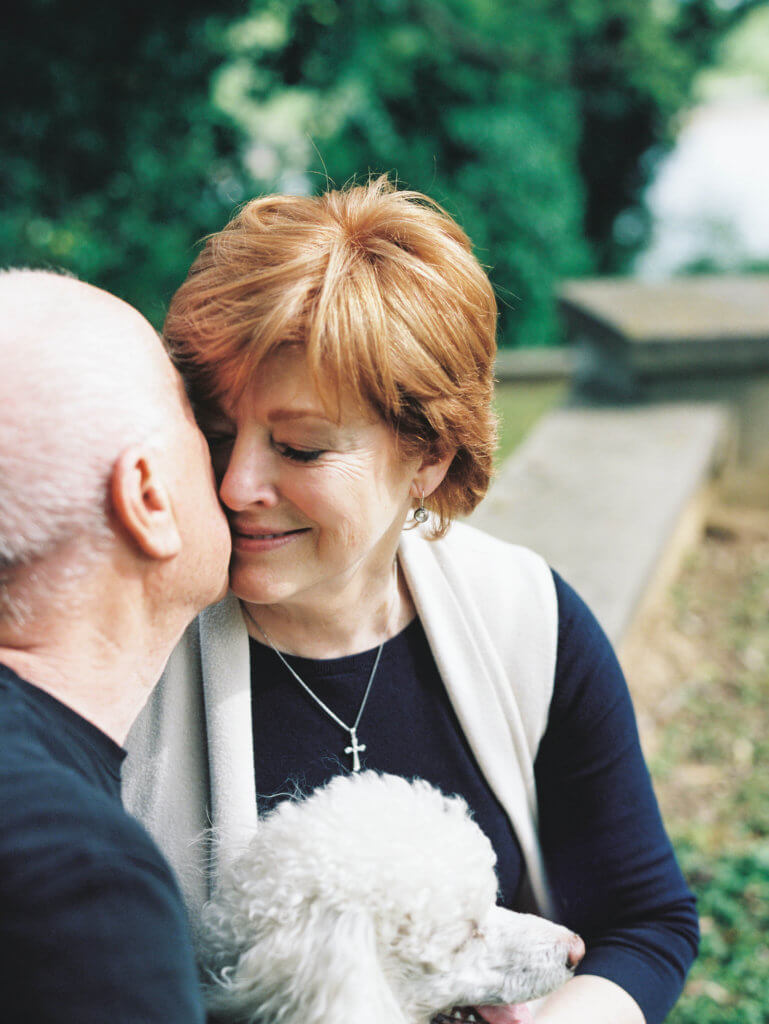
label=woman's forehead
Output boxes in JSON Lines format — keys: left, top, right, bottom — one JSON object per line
{"left": 207, "top": 348, "right": 378, "bottom": 429}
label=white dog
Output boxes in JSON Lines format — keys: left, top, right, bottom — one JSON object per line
{"left": 201, "top": 771, "right": 584, "bottom": 1024}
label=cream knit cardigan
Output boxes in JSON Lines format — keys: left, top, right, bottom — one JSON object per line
{"left": 123, "top": 522, "right": 559, "bottom": 938}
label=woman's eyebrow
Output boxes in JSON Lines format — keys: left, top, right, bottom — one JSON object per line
{"left": 268, "top": 409, "right": 335, "bottom": 424}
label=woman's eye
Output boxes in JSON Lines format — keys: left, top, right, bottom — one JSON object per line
{"left": 276, "top": 444, "right": 324, "bottom": 463}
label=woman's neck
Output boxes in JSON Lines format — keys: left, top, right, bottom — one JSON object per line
{"left": 241, "top": 560, "right": 415, "bottom": 659}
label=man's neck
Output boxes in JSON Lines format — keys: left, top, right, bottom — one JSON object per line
{"left": 0, "top": 618, "right": 181, "bottom": 746}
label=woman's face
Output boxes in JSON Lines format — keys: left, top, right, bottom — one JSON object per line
{"left": 201, "top": 347, "right": 422, "bottom": 610}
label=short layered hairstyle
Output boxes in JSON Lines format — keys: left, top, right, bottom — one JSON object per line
{"left": 164, "top": 176, "right": 499, "bottom": 536}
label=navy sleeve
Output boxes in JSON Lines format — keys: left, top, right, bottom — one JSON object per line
{"left": 534, "top": 571, "right": 699, "bottom": 1024}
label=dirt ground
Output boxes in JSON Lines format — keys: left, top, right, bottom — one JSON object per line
{"left": 620, "top": 486, "right": 769, "bottom": 840}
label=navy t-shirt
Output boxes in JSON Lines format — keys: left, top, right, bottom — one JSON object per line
{"left": 0, "top": 664, "right": 205, "bottom": 1024}
{"left": 250, "top": 571, "right": 699, "bottom": 1024}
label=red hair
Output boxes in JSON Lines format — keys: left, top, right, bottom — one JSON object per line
{"left": 164, "top": 176, "right": 498, "bottom": 536}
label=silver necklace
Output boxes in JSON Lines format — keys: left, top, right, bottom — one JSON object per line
{"left": 243, "top": 607, "right": 385, "bottom": 772}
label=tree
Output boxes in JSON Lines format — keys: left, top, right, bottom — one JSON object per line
{"left": 212, "top": 0, "right": 753, "bottom": 344}
{"left": 0, "top": 1, "right": 244, "bottom": 324}
{"left": 570, "top": 0, "right": 769, "bottom": 271}
{"left": 3, "top": 0, "right": 759, "bottom": 343}
{"left": 212, "top": 0, "right": 591, "bottom": 346}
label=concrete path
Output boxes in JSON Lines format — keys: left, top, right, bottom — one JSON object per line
{"left": 469, "top": 402, "right": 730, "bottom": 643}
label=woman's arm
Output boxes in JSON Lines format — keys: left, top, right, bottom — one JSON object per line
{"left": 532, "top": 975, "right": 645, "bottom": 1023}
{"left": 531, "top": 572, "right": 699, "bottom": 1024}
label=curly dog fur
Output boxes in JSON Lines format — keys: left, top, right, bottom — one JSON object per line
{"left": 201, "top": 771, "right": 583, "bottom": 1024}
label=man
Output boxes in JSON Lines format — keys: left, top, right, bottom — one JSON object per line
{"left": 0, "top": 269, "right": 232, "bottom": 1022}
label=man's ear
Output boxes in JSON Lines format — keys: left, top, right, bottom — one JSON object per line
{"left": 110, "top": 446, "right": 182, "bottom": 560}
{"left": 411, "top": 448, "right": 456, "bottom": 502}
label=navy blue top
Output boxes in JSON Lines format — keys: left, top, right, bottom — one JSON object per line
{"left": 0, "top": 664, "right": 205, "bottom": 1024}
{"left": 251, "top": 571, "right": 699, "bottom": 1024}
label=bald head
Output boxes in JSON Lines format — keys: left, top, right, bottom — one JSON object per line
{"left": 0, "top": 270, "right": 184, "bottom": 620}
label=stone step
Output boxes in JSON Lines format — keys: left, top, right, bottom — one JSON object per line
{"left": 558, "top": 276, "right": 769, "bottom": 400}
{"left": 468, "top": 402, "right": 731, "bottom": 644}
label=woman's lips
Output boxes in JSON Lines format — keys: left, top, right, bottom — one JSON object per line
{"left": 231, "top": 527, "right": 309, "bottom": 553}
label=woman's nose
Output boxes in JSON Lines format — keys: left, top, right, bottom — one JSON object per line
{"left": 218, "top": 442, "right": 279, "bottom": 511}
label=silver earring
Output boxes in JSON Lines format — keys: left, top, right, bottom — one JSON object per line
{"left": 413, "top": 490, "right": 429, "bottom": 524}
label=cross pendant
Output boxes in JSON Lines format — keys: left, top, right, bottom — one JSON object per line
{"left": 345, "top": 728, "right": 366, "bottom": 772}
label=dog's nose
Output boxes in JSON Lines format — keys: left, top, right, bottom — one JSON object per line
{"left": 566, "top": 934, "right": 585, "bottom": 968}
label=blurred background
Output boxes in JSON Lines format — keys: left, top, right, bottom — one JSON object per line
{"left": 3, "top": 0, "right": 767, "bottom": 340}
{"left": 3, "top": 3, "right": 768, "bottom": 1022}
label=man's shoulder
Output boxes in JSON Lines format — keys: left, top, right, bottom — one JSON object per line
{"left": 0, "top": 690, "right": 69, "bottom": 810}
{"left": 0, "top": 670, "right": 180, "bottom": 893}
{"left": 0, "top": 708, "right": 170, "bottom": 888}
{"left": 0, "top": 708, "right": 204, "bottom": 1024}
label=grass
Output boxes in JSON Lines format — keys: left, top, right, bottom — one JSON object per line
{"left": 492, "top": 381, "right": 769, "bottom": 1020}
{"left": 625, "top": 517, "right": 769, "bottom": 1023}
{"left": 493, "top": 380, "right": 566, "bottom": 463}
{"left": 669, "top": 842, "right": 769, "bottom": 1023}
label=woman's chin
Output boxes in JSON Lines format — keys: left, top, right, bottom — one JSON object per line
{"left": 228, "top": 565, "right": 304, "bottom": 608}
{"left": 230, "top": 581, "right": 285, "bottom": 607}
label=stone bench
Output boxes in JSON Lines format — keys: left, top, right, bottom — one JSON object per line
{"left": 559, "top": 275, "right": 769, "bottom": 406}
{"left": 469, "top": 401, "right": 730, "bottom": 645}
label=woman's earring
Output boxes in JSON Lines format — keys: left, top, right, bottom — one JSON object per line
{"left": 413, "top": 490, "right": 429, "bottom": 524}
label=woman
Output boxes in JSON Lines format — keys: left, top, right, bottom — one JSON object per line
{"left": 124, "top": 178, "right": 698, "bottom": 1023}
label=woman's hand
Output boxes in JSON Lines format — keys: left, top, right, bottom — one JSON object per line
{"left": 480, "top": 1006, "right": 534, "bottom": 1024}
{"left": 530, "top": 975, "right": 645, "bottom": 1023}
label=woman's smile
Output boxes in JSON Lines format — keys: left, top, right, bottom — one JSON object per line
{"left": 230, "top": 524, "right": 311, "bottom": 553}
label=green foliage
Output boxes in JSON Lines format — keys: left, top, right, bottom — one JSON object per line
{"left": 211, "top": 0, "right": 737, "bottom": 343}
{"left": 0, "top": 1, "right": 246, "bottom": 324}
{"left": 210, "top": 0, "right": 589, "bottom": 347}
{"left": 565, "top": 0, "right": 696, "bottom": 270}
{"left": 493, "top": 381, "right": 567, "bottom": 463}
{"left": 648, "top": 543, "right": 769, "bottom": 1020}
{"left": 667, "top": 843, "right": 769, "bottom": 1024}
{"left": 1, "top": 0, "right": 757, "bottom": 339}
{"left": 697, "top": 2, "right": 769, "bottom": 99}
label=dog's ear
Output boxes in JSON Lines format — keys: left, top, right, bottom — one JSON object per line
{"left": 205, "top": 905, "right": 409, "bottom": 1024}
{"left": 305, "top": 907, "right": 409, "bottom": 1024}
